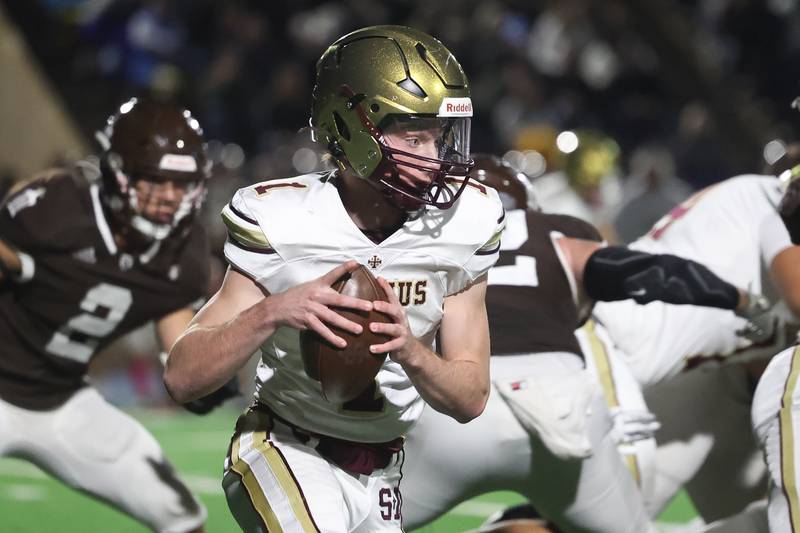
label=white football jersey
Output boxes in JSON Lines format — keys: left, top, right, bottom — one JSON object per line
{"left": 592, "top": 175, "right": 792, "bottom": 386}
{"left": 222, "top": 172, "right": 504, "bottom": 443}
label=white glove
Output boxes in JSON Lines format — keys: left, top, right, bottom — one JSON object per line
{"left": 609, "top": 407, "right": 661, "bottom": 446}
{"left": 495, "top": 370, "right": 595, "bottom": 460}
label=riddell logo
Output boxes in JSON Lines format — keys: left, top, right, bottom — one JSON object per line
{"left": 438, "top": 97, "right": 473, "bottom": 117}
{"left": 446, "top": 102, "right": 471, "bottom": 113}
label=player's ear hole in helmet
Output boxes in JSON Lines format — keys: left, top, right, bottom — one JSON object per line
{"left": 470, "top": 153, "right": 539, "bottom": 212}
{"left": 310, "top": 25, "right": 475, "bottom": 212}
{"left": 96, "top": 97, "right": 210, "bottom": 244}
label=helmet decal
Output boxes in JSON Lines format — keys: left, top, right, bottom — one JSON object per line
{"left": 158, "top": 154, "right": 198, "bottom": 173}
{"left": 437, "top": 97, "right": 473, "bottom": 117}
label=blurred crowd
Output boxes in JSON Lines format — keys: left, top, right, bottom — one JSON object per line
{"left": 2, "top": 0, "right": 800, "bottom": 409}
{"left": 7, "top": 0, "right": 800, "bottom": 245}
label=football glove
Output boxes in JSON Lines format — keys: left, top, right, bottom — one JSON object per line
{"left": 734, "top": 292, "right": 776, "bottom": 345}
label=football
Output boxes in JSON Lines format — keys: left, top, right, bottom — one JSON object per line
{"left": 300, "top": 264, "right": 392, "bottom": 403}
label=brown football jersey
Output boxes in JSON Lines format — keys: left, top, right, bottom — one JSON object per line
{"left": 488, "top": 210, "right": 602, "bottom": 356}
{"left": 0, "top": 166, "right": 210, "bottom": 409}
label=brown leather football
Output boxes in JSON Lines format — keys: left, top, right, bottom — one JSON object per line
{"left": 300, "top": 264, "right": 392, "bottom": 403}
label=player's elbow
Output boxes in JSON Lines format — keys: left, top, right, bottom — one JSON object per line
{"left": 455, "top": 388, "right": 489, "bottom": 424}
{"left": 163, "top": 368, "right": 188, "bottom": 404}
{"left": 163, "top": 359, "right": 197, "bottom": 404}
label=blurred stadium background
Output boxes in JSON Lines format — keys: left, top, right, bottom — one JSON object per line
{"left": 1, "top": 0, "right": 798, "bottom": 530}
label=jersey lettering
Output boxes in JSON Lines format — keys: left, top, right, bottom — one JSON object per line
{"left": 378, "top": 486, "right": 402, "bottom": 521}
{"left": 413, "top": 280, "right": 427, "bottom": 305}
{"left": 387, "top": 280, "right": 428, "bottom": 306}
{"left": 45, "top": 283, "right": 133, "bottom": 363}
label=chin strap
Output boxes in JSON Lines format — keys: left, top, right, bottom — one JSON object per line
{"left": 124, "top": 181, "right": 204, "bottom": 241}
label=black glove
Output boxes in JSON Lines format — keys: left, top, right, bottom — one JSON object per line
{"left": 182, "top": 375, "right": 241, "bottom": 415}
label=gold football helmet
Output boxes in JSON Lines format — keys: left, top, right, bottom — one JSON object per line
{"left": 311, "top": 25, "right": 474, "bottom": 210}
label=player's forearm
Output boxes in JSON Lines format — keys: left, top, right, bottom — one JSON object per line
{"left": 399, "top": 345, "right": 490, "bottom": 423}
{"left": 583, "top": 246, "right": 740, "bottom": 309}
{"left": 164, "top": 298, "right": 277, "bottom": 403}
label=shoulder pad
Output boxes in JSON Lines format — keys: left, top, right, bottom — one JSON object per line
{"left": 221, "top": 189, "right": 273, "bottom": 253}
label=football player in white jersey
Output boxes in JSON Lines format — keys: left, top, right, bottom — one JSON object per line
{"left": 477, "top": 167, "right": 800, "bottom": 531}
{"left": 592, "top": 172, "right": 800, "bottom": 521}
{"left": 750, "top": 157, "right": 800, "bottom": 533}
{"left": 401, "top": 155, "right": 766, "bottom": 533}
{"left": 165, "top": 26, "right": 505, "bottom": 532}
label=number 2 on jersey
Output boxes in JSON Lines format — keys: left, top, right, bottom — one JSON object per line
{"left": 45, "top": 283, "right": 133, "bottom": 363}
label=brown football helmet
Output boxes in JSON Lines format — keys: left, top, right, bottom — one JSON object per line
{"left": 98, "top": 97, "right": 210, "bottom": 242}
{"left": 470, "top": 153, "right": 538, "bottom": 211}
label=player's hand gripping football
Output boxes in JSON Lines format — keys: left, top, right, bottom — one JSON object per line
{"left": 271, "top": 260, "right": 373, "bottom": 348}
{"left": 369, "top": 277, "right": 422, "bottom": 363}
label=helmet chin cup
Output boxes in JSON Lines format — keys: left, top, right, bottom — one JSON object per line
{"left": 130, "top": 214, "right": 172, "bottom": 241}
{"left": 105, "top": 172, "right": 203, "bottom": 243}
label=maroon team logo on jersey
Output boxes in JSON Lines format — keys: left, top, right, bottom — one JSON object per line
{"left": 368, "top": 255, "right": 382, "bottom": 269}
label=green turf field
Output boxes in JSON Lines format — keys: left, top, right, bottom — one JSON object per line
{"left": 0, "top": 408, "right": 698, "bottom": 532}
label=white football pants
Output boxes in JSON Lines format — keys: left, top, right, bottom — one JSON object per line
{"left": 402, "top": 351, "right": 654, "bottom": 533}
{"left": 0, "top": 387, "right": 206, "bottom": 532}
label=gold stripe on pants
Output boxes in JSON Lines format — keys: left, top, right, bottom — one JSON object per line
{"left": 583, "top": 320, "right": 642, "bottom": 486}
{"left": 229, "top": 415, "right": 319, "bottom": 532}
{"left": 780, "top": 346, "right": 800, "bottom": 530}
